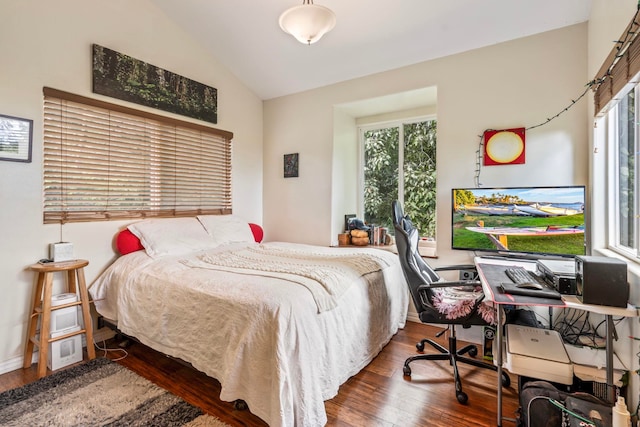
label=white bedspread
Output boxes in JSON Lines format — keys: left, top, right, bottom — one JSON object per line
{"left": 183, "top": 243, "right": 392, "bottom": 312}
{"left": 90, "top": 242, "right": 408, "bottom": 427}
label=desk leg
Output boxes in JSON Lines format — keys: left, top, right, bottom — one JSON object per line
{"left": 496, "top": 306, "right": 504, "bottom": 427}
{"left": 606, "top": 314, "right": 614, "bottom": 403}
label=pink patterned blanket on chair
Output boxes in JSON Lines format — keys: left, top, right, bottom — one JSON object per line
{"left": 432, "top": 285, "right": 496, "bottom": 324}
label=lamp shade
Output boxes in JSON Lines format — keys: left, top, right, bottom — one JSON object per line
{"left": 279, "top": 2, "right": 336, "bottom": 45}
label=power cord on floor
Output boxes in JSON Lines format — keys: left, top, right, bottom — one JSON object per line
{"left": 94, "top": 339, "right": 128, "bottom": 361}
{"left": 88, "top": 314, "right": 128, "bottom": 361}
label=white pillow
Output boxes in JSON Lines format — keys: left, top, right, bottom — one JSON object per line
{"left": 197, "top": 214, "right": 255, "bottom": 245}
{"left": 127, "top": 217, "right": 219, "bottom": 258}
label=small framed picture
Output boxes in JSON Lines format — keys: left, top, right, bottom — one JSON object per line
{"left": 284, "top": 153, "right": 299, "bottom": 178}
{"left": 0, "top": 114, "right": 33, "bottom": 163}
{"left": 344, "top": 214, "right": 356, "bottom": 232}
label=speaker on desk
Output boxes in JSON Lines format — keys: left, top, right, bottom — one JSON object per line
{"left": 575, "top": 256, "right": 628, "bottom": 308}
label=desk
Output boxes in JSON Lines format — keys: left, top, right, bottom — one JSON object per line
{"left": 475, "top": 256, "right": 638, "bottom": 427}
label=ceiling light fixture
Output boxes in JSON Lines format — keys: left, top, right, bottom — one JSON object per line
{"left": 278, "top": 0, "right": 336, "bottom": 45}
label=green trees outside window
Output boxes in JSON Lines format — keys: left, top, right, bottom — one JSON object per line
{"left": 363, "top": 119, "right": 437, "bottom": 238}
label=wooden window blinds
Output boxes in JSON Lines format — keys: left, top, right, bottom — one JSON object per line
{"left": 43, "top": 87, "right": 233, "bottom": 224}
{"left": 593, "top": 13, "right": 640, "bottom": 114}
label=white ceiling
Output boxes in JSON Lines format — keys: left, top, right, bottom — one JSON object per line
{"left": 151, "top": 0, "right": 592, "bottom": 101}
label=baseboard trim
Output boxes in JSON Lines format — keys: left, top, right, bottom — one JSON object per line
{"left": 0, "top": 355, "right": 27, "bottom": 376}
{"left": 406, "top": 312, "right": 420, "bottom": 323}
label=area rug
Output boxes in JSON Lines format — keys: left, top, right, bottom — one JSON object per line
{"left": 0, "top": 358, "right": 230, "bottom": 426}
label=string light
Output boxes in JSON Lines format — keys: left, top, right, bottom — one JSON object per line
{"left": 473, "top": 5, "right": 640, "bottom": 190}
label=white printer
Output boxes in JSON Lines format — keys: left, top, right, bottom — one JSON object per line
{"left": 500, "top": 324, "right": 574, "bottom": 385}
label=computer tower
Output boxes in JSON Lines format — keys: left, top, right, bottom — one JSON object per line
{"left": 575, "top": 256, "right": 628, "bottom": 308}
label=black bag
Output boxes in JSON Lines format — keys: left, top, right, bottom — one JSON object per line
{"left": 518, "top": 381, "right": 568, "bottom": 427}
{"left": 517, "top": 380, "right": 611, "bottom": 427}
{"left": 565, "top": 396, "right": 611, "bottom": 427}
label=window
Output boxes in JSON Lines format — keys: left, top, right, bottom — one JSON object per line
{"left": 602, "top": 86, "right": 638, "bottom": 257}
{"left": 359, "top": 117, "right": 437, "bottom": 237}
{"left": 616, "top": 89, "right": 635, "bottom": 250}
{"left": 43, "top": 88, "right": 233, "bottom": 223}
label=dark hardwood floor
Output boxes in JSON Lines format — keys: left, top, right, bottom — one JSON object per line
{"left": 0, "top": 321, "right": 519, "bottom": 426}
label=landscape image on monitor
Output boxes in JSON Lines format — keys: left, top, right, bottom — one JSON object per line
{"left": 452, "top": 186, "right": 586, "bottom": 256}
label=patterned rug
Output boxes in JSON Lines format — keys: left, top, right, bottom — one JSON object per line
{"left": 0, "top": 358, "right": 230, "bottom": 426}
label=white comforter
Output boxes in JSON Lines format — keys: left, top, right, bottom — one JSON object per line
{"left": 90, "top": 242, "right": 408, "bottom": 427}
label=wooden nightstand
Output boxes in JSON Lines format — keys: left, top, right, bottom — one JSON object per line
{"left": 23, "top": 259, "right": 95, "bottom": 378}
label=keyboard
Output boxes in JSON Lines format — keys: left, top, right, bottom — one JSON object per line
{"left": 501, "top": 266, "right": 562, "bottom": 299}
{"left": 505, "top": 266, "right": 547, "bottom": 286}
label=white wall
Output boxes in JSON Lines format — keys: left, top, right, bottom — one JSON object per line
{"left": 264, "top": 24, "right": 589, "bottom": 266}
{"left": 0, "top": 0, "right": 263, "bottom": 372}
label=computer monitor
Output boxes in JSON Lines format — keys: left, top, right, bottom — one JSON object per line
{"left": 452, "top": 186, "right": 586, "bottom": 258}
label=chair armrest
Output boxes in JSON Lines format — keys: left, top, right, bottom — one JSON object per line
{"left": 417, "top": 280, "right": 481, "bottom": 291}
{"left": 433, "top": 264, "right": 476, "bottom": 272}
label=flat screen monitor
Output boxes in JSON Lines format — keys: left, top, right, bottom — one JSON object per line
{"left": 452, "top": 186, "right": 586, "bottom": 258}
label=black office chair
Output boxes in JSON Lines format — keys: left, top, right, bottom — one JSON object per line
{"left": 392, "top": 200, "right": 510, "bottom": 403}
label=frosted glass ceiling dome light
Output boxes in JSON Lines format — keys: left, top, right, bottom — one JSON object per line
{"left": 279, "top": 0, "right": 336, "bottom": 45}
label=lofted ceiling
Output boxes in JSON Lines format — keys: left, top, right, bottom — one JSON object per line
{"left": 151, "top": 0, "right": 593, "bottom": 101}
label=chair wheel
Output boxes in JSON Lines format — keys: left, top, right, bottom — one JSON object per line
{"left": 456, "top": 391, "right": 468, "bottom": 404}
{"left": 403, "top": 365, "right": 411, "bottom": 376}
{"left": 468, "top": 346, "right": 478, "bottom": 357}
{"left": 416, "top": 342, "right": 424, "bottom": 352}
{"left": 501, "top": 372, "right": 511, "bottom": 388}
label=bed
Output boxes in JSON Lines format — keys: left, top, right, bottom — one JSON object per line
{"left": 89, "top": 215, "right": 409, "bottom": 427}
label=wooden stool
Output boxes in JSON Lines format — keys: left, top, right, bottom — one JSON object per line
{"left": 23, "top": 259, "right": 95, "bottom": 378}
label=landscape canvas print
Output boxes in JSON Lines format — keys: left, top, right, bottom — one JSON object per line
{"left": 92, "top": 44, "right": 217, "bottom": 124}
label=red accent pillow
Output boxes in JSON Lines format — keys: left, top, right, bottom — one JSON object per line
{"left": 116, "top": 222, "right": 264, "bottom": 255}
{"left": 249, "top": 223, "right": 264, "bottom": 243}
{"left": 116, "top": 228, "right": 145, "bottom": 255}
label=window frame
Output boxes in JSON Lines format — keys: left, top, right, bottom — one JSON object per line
{"left": 604, "top": 85, "right": 640, "bottom": 260}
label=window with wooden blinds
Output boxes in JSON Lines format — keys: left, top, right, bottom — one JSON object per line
{"left": 593, "top": 11, "right": 640, "bottom": 115}
{"left": 43, "top": 88, "right": 233, "bottom": 224}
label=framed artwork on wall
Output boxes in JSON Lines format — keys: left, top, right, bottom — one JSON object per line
{"left": 0, "top": 113, "right": 33, "bottom": 163}
{"left": 92, "top": 44, "right": 218, "bottom": 124}
{"left": 284, "top": 153, "right": 299, "bottom": 178}
{"left": 483, "top": 128, "right": 525, "bottom": 166}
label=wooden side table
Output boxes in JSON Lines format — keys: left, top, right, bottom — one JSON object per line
{"left": 23, "top": 259, "right": 95, "bottom": 378}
